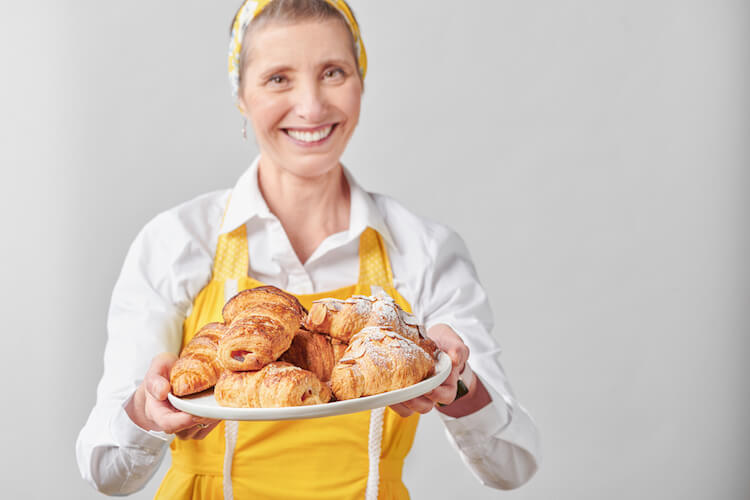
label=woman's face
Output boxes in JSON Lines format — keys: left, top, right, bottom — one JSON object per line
{"left": 238, "top": 19, "right": 363, "bottom": 179}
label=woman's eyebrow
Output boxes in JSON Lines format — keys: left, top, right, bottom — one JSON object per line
{"left": 319, "top": 58, "right": 355, "bottom": 69}
{"left": 258, "top": 65, "right": 293, "bottom": 79}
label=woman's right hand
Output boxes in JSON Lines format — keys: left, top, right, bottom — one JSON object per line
{"left": 125, "top": 352, "right": 221, "bottom": 440}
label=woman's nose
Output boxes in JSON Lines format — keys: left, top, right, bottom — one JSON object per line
{"left": 293, "top": 81, "right": 327, "bottom": 123}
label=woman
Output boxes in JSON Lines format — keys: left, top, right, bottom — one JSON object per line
{"left": 76, "top": 1, "right": 540, "bottom": 498}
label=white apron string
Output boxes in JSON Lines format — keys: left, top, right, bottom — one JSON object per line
{"left": 365, "top": 407, "right": 385, "bottom": 500}
{"left": 223, "top": 279, "right": 239, "bottom": 500}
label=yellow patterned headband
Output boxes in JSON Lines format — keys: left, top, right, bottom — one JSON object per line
{"left": 228, "top": 0, "right": 367, "bottom": 97}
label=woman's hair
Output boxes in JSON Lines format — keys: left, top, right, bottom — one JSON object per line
{"left": 232, "top": 0, "right": 361, "bottom": 89}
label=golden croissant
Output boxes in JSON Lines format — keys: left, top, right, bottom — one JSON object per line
{"left": 218, "top": 315, "right": 297, "bottom": 371}
{"left": 280, "top": 329, "right": 347, "bottom": 382}
{"left": 218, "top": 286, "right": 305, "bottom": 371}
{"left": 222, "top": 285, "right": 307, "bottom": 324}
{"left": 304, "top": 294, "right": 421, "bottom": 343}
{"left": 215, "top": 362, "right": 332, "bottom": 408}
{"left": 330, "top": 326, "right": 435, "bottom": 400}
{"left": 170, "top": 322, "right": 227, "bottom": 396}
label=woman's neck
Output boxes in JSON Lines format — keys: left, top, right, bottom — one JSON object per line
{"left": 257, "top": 160, "right": 351, "bottom": 264}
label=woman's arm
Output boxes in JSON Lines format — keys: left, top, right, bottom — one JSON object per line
{"left": 76, "top": 191, "right": 226, "bottom": 494}
{"left": 384, "top": 206, "right": 541, "bottom": 490}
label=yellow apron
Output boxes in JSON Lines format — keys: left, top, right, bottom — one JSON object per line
{"left": 155, "top": 220, "right": 419, "bottom": 500}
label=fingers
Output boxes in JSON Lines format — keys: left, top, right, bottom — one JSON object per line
{"left": 193, "top": 420, "right": 221, "bottom": 440}
{"left": 443, "top": 342, "right": 470, "bottom": 371}
{"left": 176, "top": 419, "right": 221, "bottom": 440}
{"left": 389, "top": 325, "right": 472, "bottom": 417}
{"left": 426, "top": 324, "right": 470, "bottom": 371}
{"left": 390, "top": 395, "right": 435, "bottom": 417}
{"left": 145, "top": 352, "right": 179, "bottom": 401}
{"left": 402, "top": 396, "right": 435, "bottom": 414}
{"left": 424, "top": 367, "right": 459, "bottom": 406}
{"left": 389, "top": 403, "right": 413, "bottom": 418}
{"left": 145, "top": 397, "right": 195, "bottom": 434}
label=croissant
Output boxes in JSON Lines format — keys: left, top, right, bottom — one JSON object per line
{"left": 215, "top": 362, "right": 332, "bottom": 408}
{"left": 222, "top": 285, "right": 307, "bottom": 324}
{"left": 280, "top": 330, "right": 339, "bottom": 382}
{"left": 218, "top": 315, "right": 297, "bottom": 371}
{"left": 304, "top": 295, "right": 420, "bottom": 343}
{"left": 218, "top": 286, "right": 305, "bottom": 371}
{"left": 330, "top": 326, "right": 435, "bottom": 400}
{"left": 331, "top": 338, "right": 348, "bottom": 363}
{"left": 170, "top": 322, "right": 226, "bottom": 396}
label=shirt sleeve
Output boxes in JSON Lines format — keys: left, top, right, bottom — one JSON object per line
{"left": 416, "top": 224, "right": 541, "bottom": 490}
{"left": 76, "top": 192, "right": 223, "bottom": 494}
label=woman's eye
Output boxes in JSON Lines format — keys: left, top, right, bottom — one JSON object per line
{"left": 267, "top": 75, "right": 287, "bottom": 86}
{"left": 323, "top": 68, "right": 345, "bottom": 80}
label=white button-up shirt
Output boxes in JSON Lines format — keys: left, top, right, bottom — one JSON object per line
{"left": 76, "top": 156, "right": 540, "bottom": 495}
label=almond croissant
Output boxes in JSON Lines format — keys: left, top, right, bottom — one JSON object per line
{"left": 304, "top": 295, "right": 419, "bottom": 343}
{"left": 215, "top": 362, "right": 332, "bottom": 408}
{"left": 170, "top": 322, "right": 226, "bottom": 396}
{"left": 330, "top": 326, "right": 435, "bottom": 400}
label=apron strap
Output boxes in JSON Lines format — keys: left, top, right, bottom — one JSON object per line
{"left": 365, "top": 407, "right": 386, "bottom": 500}
{"left": 223, "top": 278, "right": 240, "bottom": 500}
{"left": 223, "top": 420, "right": 239, "bottom": 500}
{"left": 213, "top": 224, "right": 250, "bottom": 282}
{"left": 357, "top": 227, "right": 395, "bottom": 290}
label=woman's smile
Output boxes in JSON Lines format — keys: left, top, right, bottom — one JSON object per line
{"left": 283, "top": 123, "right": 338, "bottom": 146}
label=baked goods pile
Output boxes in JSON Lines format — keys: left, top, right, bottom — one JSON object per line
{"left": 169, "top": 286, "right": 439, "bottom": 408}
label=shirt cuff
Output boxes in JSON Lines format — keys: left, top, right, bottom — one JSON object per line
{"left": 437, "top": 375, "right": 511, "bottom": 449}
{"left": 110, "top": 395, "right": 174, "bottom": 451}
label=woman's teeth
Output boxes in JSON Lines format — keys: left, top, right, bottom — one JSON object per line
{"left": 286, "top": 125, "right": 333, "bottom": 143}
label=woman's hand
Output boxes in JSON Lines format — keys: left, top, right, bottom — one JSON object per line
{"left": 389, "top": 324, "right": 470, "bottom": 417}
{"left": 125, "top": 353, "right": 221, "bottom": 440}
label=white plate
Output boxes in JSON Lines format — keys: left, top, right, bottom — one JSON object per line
{"left": 168, "top": 352, "right": 451, "bottom": 421}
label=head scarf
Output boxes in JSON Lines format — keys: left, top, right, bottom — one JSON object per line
{"left": 228, "top": 0, "right": 367, "bottom": 98}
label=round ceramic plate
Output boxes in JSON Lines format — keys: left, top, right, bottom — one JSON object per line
{"left": 168, "top": 352, "right": 451, "bottom": 421}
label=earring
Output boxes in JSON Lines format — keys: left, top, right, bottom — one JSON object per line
{"left": 242, "top": 119, "right": 247, "bottom": 141}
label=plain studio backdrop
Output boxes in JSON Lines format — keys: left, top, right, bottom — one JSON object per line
{"left": 1, "top": 1, "right": 748, "bottom": 499}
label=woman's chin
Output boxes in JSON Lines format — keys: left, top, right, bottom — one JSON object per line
{"left": 263, "top": 151, "right": 344, "bottom": 179}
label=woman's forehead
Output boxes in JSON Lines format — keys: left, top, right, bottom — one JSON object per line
{"left": 245, "top": 19, "right": 355, "bottom": 71}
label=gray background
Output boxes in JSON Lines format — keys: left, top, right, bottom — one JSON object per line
{"left": 1, "top": 0, "right": 748, "bottom": 499}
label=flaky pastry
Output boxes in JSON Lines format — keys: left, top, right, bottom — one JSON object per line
{"left": 170, "top": 322, "right": 227, "bottom": 396}
{"left": 218, "top": 286, "right": 305, "bottom": 371}
{"left": 215, "top": 362, "right": 332, "bottom": 408}
{"left": 330, "top": 326, "right": 435, "bottom": 400}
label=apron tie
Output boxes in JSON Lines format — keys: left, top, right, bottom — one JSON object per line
{"left": 223, "top": 420, "right": 239, "bottom": 500}
{"left": 365, "top": 407, "right": 385, "bottom": 500}
{"left": 223, "top": 279, "right": 240, "bottom": 500}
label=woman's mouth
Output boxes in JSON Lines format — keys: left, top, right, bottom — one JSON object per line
{"left": 283, "top": 124, "right": 337, "bottom": 145}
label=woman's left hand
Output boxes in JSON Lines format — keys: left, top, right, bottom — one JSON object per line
{"left": 389, "top": 324, "right": 469, "bottom": 417}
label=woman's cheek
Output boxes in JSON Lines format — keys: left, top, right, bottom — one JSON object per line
{"left": 248, "top": 93, "right": 289, "bottom": 132}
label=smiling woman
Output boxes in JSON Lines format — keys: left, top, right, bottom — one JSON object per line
{"left": 75, "top": 0, "right": 540, "bottom": 499}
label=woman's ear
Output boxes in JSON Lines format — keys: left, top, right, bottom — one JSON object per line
{"left": 237, "top": 94, "right": 249, "bottom": 117}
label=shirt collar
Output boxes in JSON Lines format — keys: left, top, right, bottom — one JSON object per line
{"left": 219, "top": 155, "right": 397, "bottom": 252}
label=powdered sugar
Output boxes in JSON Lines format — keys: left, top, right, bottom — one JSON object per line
{"left": 312, "top": 293, "right": 428, "bottom": 343}
{"left": 340, "top": 326, "right": 432, "bottom": 367}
